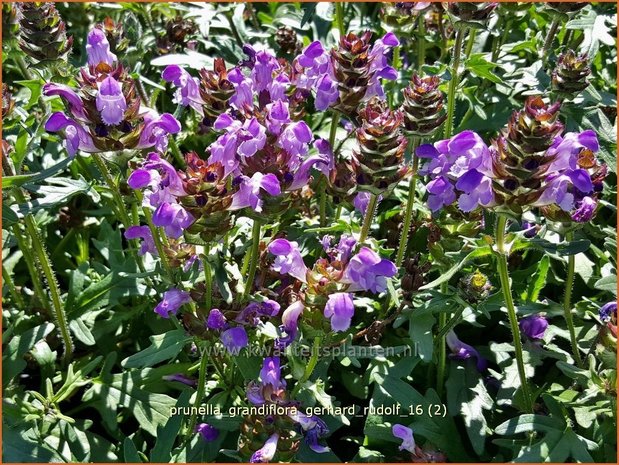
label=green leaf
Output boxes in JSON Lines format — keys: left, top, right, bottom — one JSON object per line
{"left": 525, "top": 255, "right": 549, "bottom": 302}
{"left": 123, "top": 437, "right": 142, "bottom": 462}
{"left": 121, "top": 330, "right": 190, "bottom": 369}
{"left": 529, "top": 238, "right": 591, "bottom": 256}
{"left": 2, "top": 426, "right": 60, "bottom": 462}
{"left": 407, "top": 308, "right": 435, "bottom": 361}
{"left": 3, "top": 322, "right": 55, "bottom": 383}
{"left": 151, "top": 391, "right": 191, "bottom": 462}
{"left": 20, "top": 176, "right": 100, "bottom": 214}
{"left": 465, "top": 53, "right": 502, "bottom": 83}
{"left": 420, "top": 246, "right": 492, "bottom": 290}
{"left": 69, "top": 318, "right": 96, "bottom": 346}
{"left": 1, "top": 157, "right": 72, "bottom": 189}
{"left": 15, "top": 78, "right": 45, "bottom": 108}
{"left": 446, "top": 363, "right": 493, "bottom": 455}
{"left": 594, "top": 274, "right": 617, "bottom": 295}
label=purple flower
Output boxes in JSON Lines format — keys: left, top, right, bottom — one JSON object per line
{"left": 221, "top": 327, "right": 248, "bottom": 354}
{"left": 124, "top": 225, "right": 157, "bottom": 256}
{"left": 522, "top": 222, "right": 538, "bottom": 238}
{"left": 163, "top": 373, "right": 197, "bottom": 387}
{"left": 571, "top": 196, "right": 597, "bottom": 222}
{"left": 229, "top": 173, "right": 281, "bottom": 212}
{"left": 353, "top": 192, "right": 383, "bottom": 216}
{"left": 152, "top": 202, "right": 194, "bottom": 239}
{"left": 196, "top": 423, "right": 219, "bottom": 442}
{"left": 228, "top": 67, "right": 254, "bottom": 110}
{"left": 259, "top": 356, "right": 286, "bottom": 390}
{"left": 154, "top": 288, "right": 191, "bottom": 318}
{"left": 599, "top": 302, "right": 617, "bottom": 323}
{"left": 162, "top": 65, "right": 203, "bottom": 114}
{"left": 250, "top": 433, "right": 279, "bottom": 463}
{"left": 426, "top": 176, "right": 457, "bottom": 212}
{"left": 96, "top": 76, "right": 127, "bottom": 125}
{"left": 392, "top": 424, "right": 415, "bottom": 453}
{"left": 342, "top": 247, "right": 397, "bottom": 293}
{"left": 290, "top": 412, "right": 330, "bottom": 453}
{"left": 43, "top": 83, "right": 86, "bottom": 120}
{"left": 313, "top": 138, "right": 335, "bottom": 177}
{"left": 519, "top": 315, "right": 548, "bottom": 340}
{"left": 455, "top": 169, "right": 494, "bottom": 212}
{"left": 265, "top": 101, "right": 291, "bottom": 135}
{"left": 236, "top": 300, "right": 281, "bottom": 326}
{"left": 207, "top": 309, "right": 227, "bottom": 330}
{"left": 44, "top": 112, "right": 98, "bottom": 156}
{"left": 86, "top": 27, "right": 116, "bottom": 66}
{"left": 324, "top": 293, "right": 355, "bottom": 332}
{"left": 278, "top": 300, "right": 304, "bottom": 348}
{"left": 252, "top": 50, "right": 279, "bottom": 93}
{"left": 268, "top": 239, "right": 308, "bottom": 283}
{"left": 128, "top": 152, "right": 186, "bottom": 202}
{"left": 315, "top": 75, "right": 339, "bottom": 111}
{"left": 446, "top": 330, "right": 488, "bottom": 372}
{"left": 278, "top": 121, "right": 312, "bottom": 157}
{"left": 136, "top": 111, "right": 181, "bottom": 153}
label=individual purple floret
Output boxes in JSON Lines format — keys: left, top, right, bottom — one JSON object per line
{"left": 446, "top": 330, "right": 488, "bottom": 372}
{"left": 221, "top": 327, "right": 248, "bottom": 354}
{"left": 290, "top": 412, "right": 330, "bottom": 453}
{"left": 250, "top": 433, "right": 279, "bottom": 463}
{"left": 341, "top": 247, "right": 397, "bottom": 293}
{"left": 86, "top": 27, "right": 117, "bottom": 66}
{"left": 154, "top": 288, "right": 191, "bottom": 318}
{"left": 268, "top": 239, "right": 308, "bottom": 283}
{"left": 324, "top": 293, "right": 355, "bottom": 332}
{"left": 124, "top": 225, "right": 157, "bottom": 256}
{"left": 196, "top": 423, "right": 219, "bottom": 442}
{"left": 206, "top": 309, "right": 227, "bottom": 330}
{"left": 392, "top": 424, "right": 416, "bottom": 453}
{"left": 519, "top": 315, "right": 549, "bottom": 340}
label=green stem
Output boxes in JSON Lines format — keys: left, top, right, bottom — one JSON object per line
{"left": 335, "top": 2, "right": 345, "bottom": 37}
{"left": 417, "top": 15, "right": 426, "bottom": 68}
{"left": 359, "top": 193, "right": 378, "bottom": 243}
{"left": 291, "top": 337, "right": 322, "bottom": 397}
{"left": 563, "top": 231, "right": 584, "bottom": 368}
{"left": 396, "top": 137, "right": 420, "bottom": 267}
{"left": 542, "top": 18, "right": 561, "bottom": 64}
{"left": 444, "top": 27, "right": 467, "bottom": 139}
{"left": 11, "top": 224, "right": 50, "bottom": 313}
{"left": 495, "top": 215, "right": 533, "bottom": 413}
{"left": 3, "top": 263, "right": 25, "bottom": 310}
{"left": 15, "top": 55, "right": 49, "bottom": 113}
{"left": 436, "top": 281, "right": 448, "bottom": 398}
{"left": 185, "top": 345, "right": 209, "bottom": 441}
{"left": 168, "top": 135, "right": 186, "bottom": 168}
{"left": 241, "top": 219, "right": 262, "bottom": 302}
{"left": 24, "top": 213, "right": 74, "bottom": 363}
{"left": 203, "top": 256, "right": 213, "bottom": 312}
{"left": 435, "top": 304, "right": 465, "bottom": 343}
{"left": 464, "top": 28, "right": 477, "bottom": 57}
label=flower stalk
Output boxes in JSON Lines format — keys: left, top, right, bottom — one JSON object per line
{"left": 241, "top": 219, "right": 262, "bottom": 302}
{"left": 396, "top": 137, "right": 420, "bottom": 267}
{"left": 359, "top": 193, "right": 378, "bottom": 243}
{"left": 541, "top": 17, "right": 561, "bottom": 64}
{"left": 443, "top": 27, "right": 467, "bottom": 139}
{"left": 436, "top": 281, "right": 448, "bottom": 398}
{"left": 185, "top": 345, "right": 209, "bottom": 442}
{"left": 563, "top": 231, "right": 584, "bottom": 367}
{"left": 495, "top": 214, "right": 533, "bottom": 413}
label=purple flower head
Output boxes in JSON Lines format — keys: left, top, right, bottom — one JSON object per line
{"left": 136, "top": 111, "right": 181, "bottom": 153}
{"left": 324, "top": 293, "right": 355, "bottom": 332}
{"left": 86, "top": 27, "right": 117, "bottom": 66}
{"left": 250, "top": 433, "right": 279, "bottom": 463}
{"left": 278, "top": 300, "right": 304, "bottom": 348}
{"left": 128, "top": 152, "right": 186, "bottom": 206}
{"left": 230, "top": 173, "right": 281, "bottom": 212}
{"left": 519, "top": 315, "right": 548, "bottom": 340}
{"left": 207, "top": 308, "right": 227, "bottom": 330}
{"left": 446, "top": 330, "right": 488, "bottom": 372}
{"left": 290, "top": 412, "right": 330, "bottom": 453}
{"left": 154, "top": 288, "right": 191, "bottom": 318}
{"left": 366, "top": 32, "right": 400, "bottom": 99}
{"left": 43, "top": 83, "right": 86, "bottom": 120}
{"left": 297, "top": 41, "right": 327, "bottom": 70}
{"left": 221, "top": 327, "right": 248, "bottom": 354}
{"left": 162, "top": 65, "right": 203, "bottom": 114}
{"left": 124, "top": 225, "right": 157, "bottom": 256}
{"left": 268, "top": 239, "right": 308, "bottom": 283}
{"left": 152, "top": 202, "right": 194, "bottom": 239}
{"left": 163, "top": 373, "right": 197, "bottom": 387}
{"left": 571, "top": 196, "right": 597, "bottom": 223}
{"left": 392, "top": 424, "right": 416, "bottom": 453}
{"left": 96, "top": 76, "right": 127, "bottom": 126}
{"left": 236, "top": 299, "right": 281, "bottom": 326}
{"left": 196, "top": 423, "right": 219, "bottom": 442}
{"left": 547, "top": 130, "right": 600, "bottom": 172}
{"left": 44, "top": 112, "right": 97, "bottom": 157}
{"left": 599, "top": 302, "right": 617, "bottom": 323}
{"left": 342, "top": 247, "right": 397, "bottom": 293}
{"left": 252, "top": 50, "right": 279, "bottom": 93}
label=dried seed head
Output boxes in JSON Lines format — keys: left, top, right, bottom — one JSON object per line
{"left": 17, "top": 2, "right": 73, "bottom": 63}
{"left": 401, "top": 74, "right": 447, "bottom": 137}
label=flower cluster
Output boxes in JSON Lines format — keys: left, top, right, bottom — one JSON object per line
{"left": 43, "top": 27, "right": 180, "bottom": 157}
{"left": 418, "top": 97, "right": 606, "bottom": 222}
{"left": 294, "top": 31, "right": 399, "bottom": 115}
{"left": 268, "top": 235, "right": 396, "bottom": 345}
{"left": 163, "top": 46, "right": 332, "bottom": 217}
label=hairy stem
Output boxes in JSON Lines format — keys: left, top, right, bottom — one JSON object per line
{"left": 242, "top": 219, "right": 262, "bottom": 302}
{"left": 291, "top": 336, "right": 322, "bottom": 397}
{"left": 495, "top": 215, "right": 533, "bottom": 413}
{"left": 396, "top": 137, "right": 420, "bottom": 267}
{"left": 541, "top": 17, "right": 561, "bottom": 64}
{"left": 444, "top": 27, "right": 467, "bottom": 138}
{"left": 563, "top": 231, "right": 584, "bottom": 368}
{"left": 185, "top": 345, "right": 209, "bottom": 441}
{"left": 417, "top": 15, "right": 426, "bottom": 68}
{"left": 436, "top": 281, "right": 448, "bottom": 398}
{"left": 359, "top": 193, "right": 378, "bottom": 243}
{"left": 335, "top": 2, "right": 345, "bottom": 37}
{"left": 203, "top": 256, "right": 213, "bottom": 312}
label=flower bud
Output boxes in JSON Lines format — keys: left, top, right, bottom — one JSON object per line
{"left": 17, "top": 2, "right": 73, "bottom": 63}
{"left": 401, "top": 74, "right": 447, "bottom": 137}
{"left": 552, "top": 50, "right": 591, "bottom": 99}
{"left": 275, "top": 26, "right": 301, "bottom": 56}
{"left": 458, "top": 270, "right": 492, "bottom": 303}
{"left": 446, "top": 2, "right": 498, "bottom": 27}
